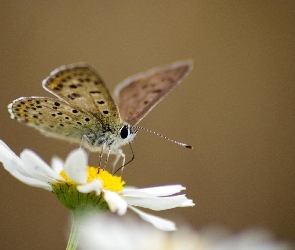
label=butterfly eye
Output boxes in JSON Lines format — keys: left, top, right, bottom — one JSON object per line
{"left": 119, "top": 125, "right": 129, "bottom": 139}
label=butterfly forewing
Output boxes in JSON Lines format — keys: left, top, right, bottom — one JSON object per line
{"left": 43, "top": 63, "right": 121, "bottom": 129}
{"left": 8, "top": 97, "right": 99, "bottom": 143}
{"left": 114, "top": 61, "right": 193, "bottom": 125}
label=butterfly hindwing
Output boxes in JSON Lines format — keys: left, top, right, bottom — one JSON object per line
{"left": 114, "top": 61, "right": 193, "bottom": 125}
{"left": 8, "top": 97, "right": 99, "bottom": 143}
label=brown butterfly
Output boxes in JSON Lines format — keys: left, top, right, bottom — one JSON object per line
{"left": 8, "top": 61, "right": 193, "bottom": 170}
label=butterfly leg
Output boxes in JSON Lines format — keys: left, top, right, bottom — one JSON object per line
{"left": 112, "top": 149, "right": 125, "bottom": 174}
{"left": 104, "top": 147, "right": 111, "bottom": 168}
{"left": 98, "top": 141, "right": 107, "bottom": 168}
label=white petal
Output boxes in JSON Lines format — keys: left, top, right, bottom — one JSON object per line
{"left": 123, "top": 185, "right": 186, "bottom": 198}
{"left": 20, "top": 149, "right": 64, "bottom": 183}
{"left": 0, "top": 144, "right": 24, "bottom": 172}
{"left": 104, "top": 190, "right": 128, "bottom": 216}
{"left": 6, "top": 167, "right": 52, "bottom": 190}
{"left": 124, "top": 194, "right": 191, "bottom": 211}
{"left": 128, "top": 206, "right": 176, "bottom": 231}
{"left": 77, "top": 180, "right": 103, "bottom": 195}
{"left": 0, "top": 142, "right": 52, "bottom": 190}
{"left": 64, "top": 149, "right": 87, "bottom": 184}
{"left": 51, "top": 156, "right": 64, "bottom": 173}
{"left": 180, "top": 199, "right": 195, "bottom": 207}
{"left": 0, "top": 140, "right": 14, "bottom": 151}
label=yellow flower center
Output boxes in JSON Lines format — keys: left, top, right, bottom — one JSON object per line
{"left": 60, "top": 166, "right": 125, "bottom": 192}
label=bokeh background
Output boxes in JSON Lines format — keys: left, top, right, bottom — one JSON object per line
{"left": 1, "top": 1, "right": 294, "bottom": 249}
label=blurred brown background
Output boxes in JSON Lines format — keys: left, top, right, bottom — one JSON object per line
{"left": 0, "top": 1, "right": 294, "bottom": 249}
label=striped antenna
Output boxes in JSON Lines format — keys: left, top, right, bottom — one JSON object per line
{"left": 133, "top": 126, "right": 193, "bottom": 149}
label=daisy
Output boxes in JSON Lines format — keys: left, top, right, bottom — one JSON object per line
{"left": 78, "top": 214, "right": 294, "bottom": 250}
{"left": 0, "top": 140, "right": 194, "bottom": 250}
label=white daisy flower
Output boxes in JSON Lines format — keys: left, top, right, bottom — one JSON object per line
{"left": 78, "top": 214, "right": 294, "bottom": 250}
{"left": 0, "top": 140, "right": 194, "bottom": 232}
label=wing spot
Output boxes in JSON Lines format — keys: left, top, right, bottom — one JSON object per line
{"left": 144, "top": 100, "right": 149, "bottom": 105}
{"left": 60, "top": 124, "right": 64, "bottom": 127}
{"left": 85, "top": 118, "right": 90, "bottom": 122}
{"left": 65, "top": 117, "right": 69, "bottom": 120}
{"left": 142, "top": 85, "right": 148, "bottom": 89}
{"left": 55, "top": 102, "right": 61, "bottom": 106}
{"left": 49, "top": 125, "right": 54, "bottom": 128}
{"left": 85, "top": 78, "right": 90, "bottom": 82}
{"left": 90, "top": 91, "right": 101, "bottom": 94}
{"left": 72, "top": 110, "right": 78, "bottom": 113}
{"left": 36, "top": 106, "right": 42, "bottom": 108}
{"left": 53, "top": 83, "right": 63, "bottom": 91}
{"left": 52, "top": 106, "right": 58, "bottom": 110}
{"left": 103, "top": 110, "right": 109, "bottom": 115}
{"left": 33, "top": 115, "right": 38, "bottom": 118}
{"left": 77, "top": 122, "right": 82, "bottom": 125}
{"left": 94, "top": 81, "right": 100, "bottom": 85}
{"left": 39, "top": 112, "right": 43, "bottom": 115}
{"left": 57, "top": 112, "right": 63, "bottom": 115}
{"left": 68, "top": 93, "right": 81, "bottom": 100}
{"left": 31, "top": 107, "right": 36, "bottom": 110}
{"left": 51, "top": 114, "right": 56, "bottom": 117}
{"left": 152, "top": 89, "right": 162, "bottom": 93}
{"left": 69, "top": 84, "right": 77, "bottom": 88}
{"left": 97, "top": 101, "right": 105, "bottom": 104}
{"left": 78, "top": 78, "right": 84, "bottom": 83}
{"left": 36, "top": 101, "right": 40, "bottom": 104}
{"left": 166, "top": 77, "right": 174, "bottom": 83}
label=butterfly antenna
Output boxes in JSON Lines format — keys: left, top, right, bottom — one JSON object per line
{"left": 133, "top": 126, "right": 193, "bottom": 149}
{"left": 114, "top": 143, "right": 135, "bottom": 175}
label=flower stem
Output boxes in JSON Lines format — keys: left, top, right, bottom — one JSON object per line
{"left": 66, "top": 211, "right": 81, "bottom": 250}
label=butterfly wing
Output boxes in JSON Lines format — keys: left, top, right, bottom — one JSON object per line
{"left": 43, "top": 63, "right": 121, "bottom": 129}
{"left": 8, "top": 97, "right": 100, "bottom": 144}
{"left": 114, "top": 60, "right": 193, "bottom": 126}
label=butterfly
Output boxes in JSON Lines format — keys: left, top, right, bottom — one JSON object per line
{"left": 8, "top": 61, "right": 193, "bottom": 170}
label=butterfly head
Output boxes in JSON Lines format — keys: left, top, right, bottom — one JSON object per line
{"left": 119, "top": 124, "right": 137, "bottom": 141}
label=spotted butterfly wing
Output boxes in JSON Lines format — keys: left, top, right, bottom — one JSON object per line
{"left": 43, "top": 63, "right": 120, "bottom": 129}
{"left": 8, "top": 63, "right": 123, "bottom": 151}
{"left": 8, "top": 97, "right": 99, "bottom": 144}
{"left": 114, "top": 61, "right": 193, "bottom": 126}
